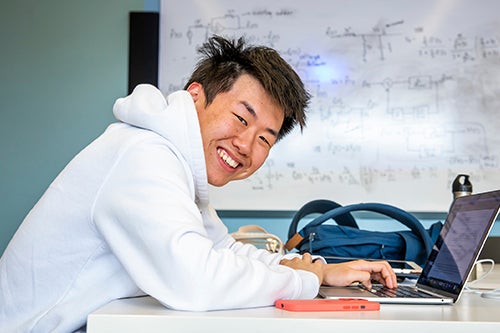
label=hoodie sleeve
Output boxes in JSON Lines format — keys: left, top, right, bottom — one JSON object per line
{"left": 92, "top": 135, "right": 319, "bottom": 311}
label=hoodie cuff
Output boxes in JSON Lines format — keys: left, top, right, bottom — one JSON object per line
{"left": 296, "top": 269, "right": 321, "bottom": 299}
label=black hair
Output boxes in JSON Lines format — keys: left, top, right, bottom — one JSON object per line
{"left": 184, "top": 35, "right": 310, "bottom": 140}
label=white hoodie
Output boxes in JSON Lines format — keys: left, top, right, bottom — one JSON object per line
{"left": 0, "top": 84, "right": 319, "bottom": 333}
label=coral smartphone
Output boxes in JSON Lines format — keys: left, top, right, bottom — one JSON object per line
{"left": 275, "top": 299, "right": 380, "bottom": 312}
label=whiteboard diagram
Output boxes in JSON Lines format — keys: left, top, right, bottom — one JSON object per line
{"left": 159, "top": 0, "right": 500, "bottom": 212}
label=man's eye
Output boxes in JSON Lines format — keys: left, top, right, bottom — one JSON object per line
{"left": 259, "top": 136, "right": 271, "bottom": 147}
{"left": 235, "top": 114, "right": 247, "bottom": 126}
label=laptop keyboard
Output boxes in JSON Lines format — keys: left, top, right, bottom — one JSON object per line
{"left": 368, "top": 285, "right": 437, "bottom": 298}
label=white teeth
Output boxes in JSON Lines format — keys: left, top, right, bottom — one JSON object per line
{"left": 217, "top": 148, "right": 239, "bottom": 168}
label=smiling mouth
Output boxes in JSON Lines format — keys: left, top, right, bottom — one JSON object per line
{"left": 217, "top": 148, "right": 240, "bottom": 169}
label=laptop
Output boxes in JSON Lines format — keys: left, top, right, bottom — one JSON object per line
{"left": 319, "top": 189, "right": 500, "bottom": 304}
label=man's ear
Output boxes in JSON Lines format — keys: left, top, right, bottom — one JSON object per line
{"left": 186, "top": 82, "right": 203, "bottom": 102}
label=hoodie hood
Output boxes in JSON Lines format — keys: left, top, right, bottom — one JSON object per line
{"left": 112, "top": 84, "right": 208, "bottom": 205}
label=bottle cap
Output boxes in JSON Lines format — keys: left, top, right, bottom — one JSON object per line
{"left": 452, "top": 174, "right": 472, "bottom": 198}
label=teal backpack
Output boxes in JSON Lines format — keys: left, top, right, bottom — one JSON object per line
{"left": 285, "top": 200, "right": 443, "bottom": 266}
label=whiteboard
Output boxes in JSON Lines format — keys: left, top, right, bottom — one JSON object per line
{"left": 159, "top": 0, "right": 500, "bottom": 212}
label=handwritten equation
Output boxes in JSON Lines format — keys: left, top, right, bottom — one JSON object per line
{"left": 160, "top": 0, "right": 500, "bottom": 211}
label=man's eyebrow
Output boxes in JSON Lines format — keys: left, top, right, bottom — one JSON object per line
{"left": 241, "top": 101, "right": 279, "bottom": 138}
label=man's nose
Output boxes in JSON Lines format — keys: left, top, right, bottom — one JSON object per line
{"left": 233, "top": 130, "right": 255, "bottom": 156}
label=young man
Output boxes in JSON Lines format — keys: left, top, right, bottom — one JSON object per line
{"left": 0, "top": 36, "right": 396, "bottom": 333}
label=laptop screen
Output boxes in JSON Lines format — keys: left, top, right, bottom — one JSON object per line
{"left": 417, "top": 190, "right": 500, "bottom": 298}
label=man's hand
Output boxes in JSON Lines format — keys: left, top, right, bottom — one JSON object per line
{"left": 280, "top": 254, "right": 397, "bottom": 290}
{"left": 321, "top": 259, "right": 398, "bottom": 290}
{"left": 279, "top": 253, "right": 324, "bottom": 283}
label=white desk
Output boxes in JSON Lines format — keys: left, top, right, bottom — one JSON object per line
{"left": 88, "top": 264, "right": 500, "bottom": 333}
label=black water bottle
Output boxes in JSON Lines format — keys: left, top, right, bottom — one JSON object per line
{"left": 452, "top": 174, "right": 473, "bottom": 200}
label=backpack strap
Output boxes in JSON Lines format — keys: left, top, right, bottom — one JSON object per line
{"left": 285, "top": 202, "right": 433, "bottom": 257}
{"left": 285, "top": 199, "right": 358, "bottom": 251}
{"left": 287, "top": 199, "right": 358, "bottom": 240}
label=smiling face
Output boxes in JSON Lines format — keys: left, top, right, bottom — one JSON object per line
{"left": 186, "top": 74, "right": 284, "bottom": 187}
